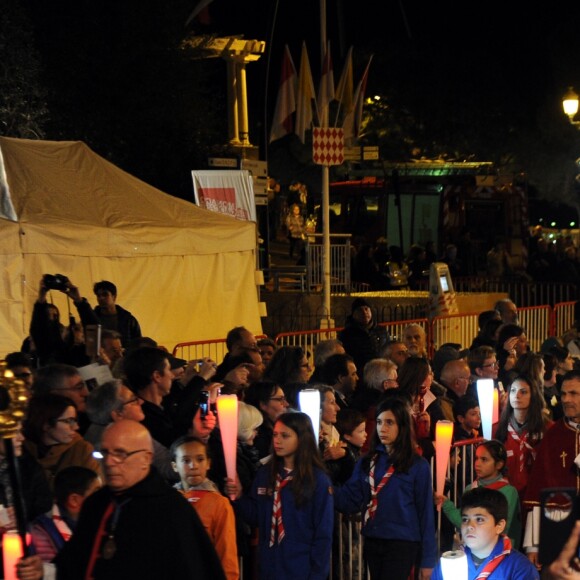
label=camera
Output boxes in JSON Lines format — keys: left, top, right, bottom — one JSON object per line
{"left": 43, "top": 273, "right": 70, "bottom": 291}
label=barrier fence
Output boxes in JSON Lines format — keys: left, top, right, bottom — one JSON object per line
{"left": 173, "top": 303, "right": 576, "bottom": 364}
{"left": 553, "top": 301, "right": 576, "bottom": 338}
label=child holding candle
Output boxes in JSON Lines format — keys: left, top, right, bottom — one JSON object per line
{"left": 227, "top": 411, "right": 333, "bottom": 580}
{"left": 437, "top": 439, "right": 522, "bottom": 549}
{"left": 432, "top": 487, "right": 538, "bottom": 580}
{"left": 334, "top": 396, "right": 436, "bottom": 580}
{"left": 171, "top": 435, "right": 239, "bottom": 580}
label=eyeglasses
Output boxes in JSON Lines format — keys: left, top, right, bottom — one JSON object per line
{"left": 269, "top": 396, "right": 287, "bottom": 403}
{"left": 97, "top": 449, "right": 149, "bottom": 463}
{"left": 121, "top": 396, "right": 142, "bottom": 407}
{"left": 481, "top": 361, "right": 499, "bottom": 369}
{"left": 59, "top": 381, "right": 88, "bottom": 393}
{"left": 56, "top": 417, "right": 78, "bottom": 426}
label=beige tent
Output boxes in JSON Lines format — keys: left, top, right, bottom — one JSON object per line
{"left": 0, "top": 137, "right": 262, "bottom": 356}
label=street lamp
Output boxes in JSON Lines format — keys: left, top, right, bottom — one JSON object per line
{"left": 563, "top": 87, "right": 580, "bottom": 125}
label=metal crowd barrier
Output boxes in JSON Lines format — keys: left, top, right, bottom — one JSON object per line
{"left": 172, "top": 336, "right": 267, "bottom": 362}
{"left": 173, "top": 304, "right": 569, "bottom": 365}
{"left": 553, "top": 301, "right": 576, "bottom": 338}
{"left": 431, "top": 312, "right": 479, "bottom": 356}
{"left": 274, "top": 327, "right": 343, "bottom": 356}
{"left": 517, "top": 305, "right": 552, "bottom": 353}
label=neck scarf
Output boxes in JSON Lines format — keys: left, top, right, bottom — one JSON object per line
{"left": 269, "top": 470, "right": 293, "bottom": 547}
{"left": 472, "top": 474, "right": 510, "bottom": 490}
{"left": 507, "top": 422, "right": 535, "bottom": 472}
{"left": 51, "top": 504, "right": 73, "bottom": 542}
{"left": 365, "top": 455, "right": 395, "bottom": 524}
{"left": 474, "top": 536, "right": 512, "bottom": 579}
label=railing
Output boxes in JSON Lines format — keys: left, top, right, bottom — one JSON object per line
{"left": 377, "top": 318, "right": 430, "bottom": 350}
{"left": 431, "top": 312, "right": 479, "bottom": 356}
{"left": 306, "top": 233, "right": 352, "bottom": 294}
{"left": 173, "top": 302, "right": 576, "bottom": 364}
{"left": 415, "top": 277, "right": 577, "bottom": 307}
{"left": 172, "top": 336, "right": 267, "bottom": 361}
{"left": 517, "top": 305, "right": 552, "bottom": 353}
{"left": 553, "top": 301, "right": 577, "bottom": 338}
{"left": 274, "top": 327, "right": 343, "bottom": 355}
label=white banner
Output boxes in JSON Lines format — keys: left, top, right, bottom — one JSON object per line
{"left": 191, "top": 170, "right": 256, "bottom": 222}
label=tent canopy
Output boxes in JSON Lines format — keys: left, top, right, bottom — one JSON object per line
{"left": 0, "top": 137, "right": 262, "bottom": 356}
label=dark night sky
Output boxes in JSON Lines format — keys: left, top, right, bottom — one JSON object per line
{"left": 16, "top": 0, "right": 580, "bottom": 202}
{"left": 205, "top": 1, "right": 580, "bottom": 136}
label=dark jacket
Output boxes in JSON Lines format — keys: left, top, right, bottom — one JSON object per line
{"left": 30, "top": 299, "right": 99, "bottom": 366}
{"left": 338, "top": 317, "right": 387, "bottom": 372}
{"left": 54, "top": 467, "right": 226, "bottom": 579}
{"left": 140, "top": 375, "right": 207, "bottom": 448}
{"left": 93, "top": 304, "right": 141, "bottom": 346}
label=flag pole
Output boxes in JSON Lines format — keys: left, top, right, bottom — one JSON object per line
{"left": 320, "top": 0, "right": 331, "bottom": 325}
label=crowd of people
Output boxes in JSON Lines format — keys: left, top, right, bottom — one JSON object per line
{"left": 3, "top": 277, "right": 580, "bottom": 579}
{"left": 349, "top": 227, "right": 580, "bottom": 291}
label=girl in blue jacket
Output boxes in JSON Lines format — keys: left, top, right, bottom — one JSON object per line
{"left": 232, "top": 411, "right": 334, "bottom": 580}
{"left": 335, "top": 395, "right": 437, "bottom": 580}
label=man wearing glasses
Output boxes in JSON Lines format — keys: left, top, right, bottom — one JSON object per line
{"left": 50, "top": 420, "right": 225, "bottom": 579}
{"left": 33, "top": 363, "right": 91, "bottom": 435}
{"left": 438, "top": 359, "right": 472, "bottom": 423}
{"left": 468, "top": 346, "right": 500, "bottom": 382}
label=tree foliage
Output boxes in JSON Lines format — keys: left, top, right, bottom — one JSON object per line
{"left": 0, "top": 0, "right": 48, "bottom": 138}
{"left": 17, "top": 0, "right": 227, "bottom": 197}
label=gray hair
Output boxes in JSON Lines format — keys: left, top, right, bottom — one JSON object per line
{"left": 86, "top": 379, "right": 124, "bottom": 425}
{"left": 237, "top": 401, "right": 264, "bottom": 443}
{"left": 363, "top": 359, "right": 397, "bottom": 390}
{"left": 33, "top": 364, "right": 79, "bottom": 394}
{"left": 313, "top": 339, "right": 344, "bottom": 368}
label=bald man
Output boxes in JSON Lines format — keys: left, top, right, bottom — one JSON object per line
{"left": 54, "top": 421, "right": 225, "bottom": 579}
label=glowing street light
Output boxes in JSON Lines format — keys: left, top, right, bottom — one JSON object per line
{"left": 563, "top": 87, "right": 580, "bottom": 126}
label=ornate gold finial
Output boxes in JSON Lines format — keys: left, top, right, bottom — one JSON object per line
{"left": 0, "top": 361, "right": 30, "bottom": 439}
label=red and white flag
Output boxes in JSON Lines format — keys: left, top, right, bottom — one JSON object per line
{"left": 343, "top": 55, "right": 373, "bottom": 144}
{"left": 269, "top": 45, "right": 297, "bottom": 143}
{"left": 295, "top": 42, "right": 317, "bottom": 144}
{"left": 334, "top": 47, "right": 354, "bottom": 126}
{"left": 317, "top": 41, "right": 334, "bottom": 124}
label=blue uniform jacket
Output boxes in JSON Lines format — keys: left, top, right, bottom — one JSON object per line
{"left": 235, "top": 464, "right": 334, "bottom": 580}
{"left": 334, "top": 445, "right": 437, "bottom": 569}
{"left": 431, "top": 540, "right": 540, "bottom": 580}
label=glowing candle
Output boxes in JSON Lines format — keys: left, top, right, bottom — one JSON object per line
{"left": 477, "top": 379, "right": 495, "bottom": 440}
{"left": 3, "top": 531, "right": 27, "bottom": 580}
{"left": 493, "top": 388, "right": 499, "bottom": 424}
{"left": 298, "top": 389, "right": 321, "bottom": 443}
{"left": 435, "top": 420, "right": 454, "bottom": 511}
{"left": 440, "top": 550, "right": 468, "bottom": 580}
{"left": 216, "top": 395, "right": 238, "bottom": 500}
